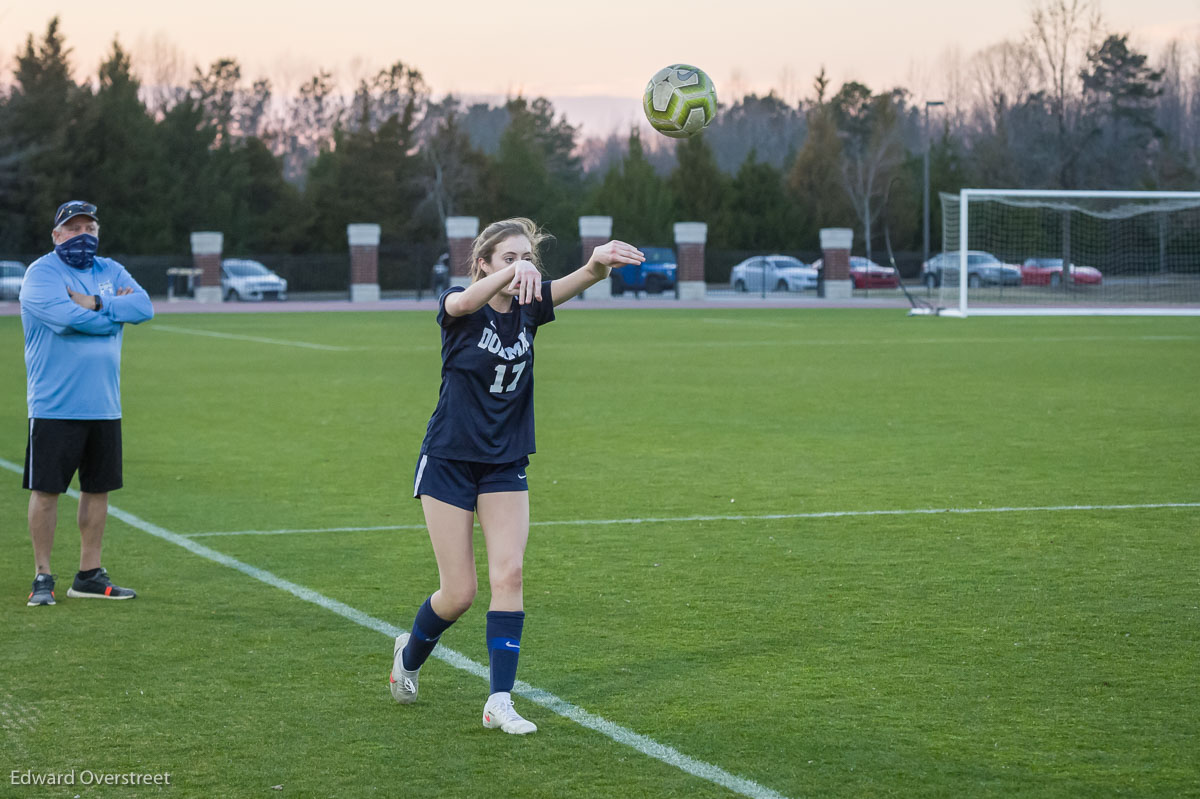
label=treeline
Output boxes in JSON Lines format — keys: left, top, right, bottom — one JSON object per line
{"left": 1, "top": 6, "right": 1195, "bottom": 271}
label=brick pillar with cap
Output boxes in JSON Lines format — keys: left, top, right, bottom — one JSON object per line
{"left": 819, "top": 227, "right": 853, "bottom": 299}
{"left": 191, "top": 231, "right": 223, "bottom": 303}
{"left": 579, "top": 215, "right": 613, "bottom": 300}
{"left": 674, "top": 222, "right": 707, "bottom": 301}
{"left": 446, "top": 216, "right": 479, "bottom": 288}
{"left": 348, "top": 223, "right": 381, "bottom": 302}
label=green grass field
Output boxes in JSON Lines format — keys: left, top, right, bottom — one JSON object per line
{"left": 2, "top": 307, "right": 1198, "bottom": 798}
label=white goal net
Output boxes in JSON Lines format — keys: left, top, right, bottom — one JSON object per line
{"left": 932, "top": 190, "right": 1200, "bottom": 316}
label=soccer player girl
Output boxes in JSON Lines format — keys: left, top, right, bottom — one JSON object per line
{"left": 390, "top": 218, "right": 643, "bottom": 734}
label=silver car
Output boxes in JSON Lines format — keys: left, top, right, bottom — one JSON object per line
{"left": 221, "top": 259, "right": 288, "bottom": 301}
{"left": 730, "top": 255, "right": 818, "bottom": 292}
{"left": 1, "top": 260, "right": 26, "bottom": 300}
{"left": 922, "top": 251, "right": 1022, "bottom": 289}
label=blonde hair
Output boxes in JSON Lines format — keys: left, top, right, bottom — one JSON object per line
{"left": 468, "top": 218, "right": 552, "bottom": 282}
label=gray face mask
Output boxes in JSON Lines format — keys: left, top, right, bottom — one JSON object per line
{"left": 55, "top": 233, "right": 99, "bottom": 270}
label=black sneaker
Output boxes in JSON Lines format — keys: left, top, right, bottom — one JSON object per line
{"left": 27, "top": 574, "right": 56, "bottom": 606}
{"left": 67, "top": 568, "right": 137, "bottom": 600}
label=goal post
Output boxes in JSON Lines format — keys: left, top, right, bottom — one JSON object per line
{"left": 933, "top": 189, "right": 1200, "bottom": 316}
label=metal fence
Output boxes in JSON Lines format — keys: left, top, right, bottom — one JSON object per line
{"left": 2, "top": 243, "right": 933, "bottom": 302}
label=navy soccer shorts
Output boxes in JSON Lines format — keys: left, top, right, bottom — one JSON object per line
{"left": 413, "top": 453, "right": 530, "bottom": 511}
{"left": 23, "top": 418, "right": 123, "bottom": 494}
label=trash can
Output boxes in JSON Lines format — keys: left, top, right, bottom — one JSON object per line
{"left": 431, "top": 253, "right": 450, "bottom": 296}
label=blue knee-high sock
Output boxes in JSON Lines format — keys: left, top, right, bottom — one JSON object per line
{"left": 402, "top": 597, "right": 455, "bottom": 671}
{"left": 486, "top": 610, "right": 525, "bottom": 695}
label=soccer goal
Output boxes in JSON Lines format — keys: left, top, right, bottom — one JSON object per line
{"left": 930, "top": 189, "right": 1200, "bottom": 316}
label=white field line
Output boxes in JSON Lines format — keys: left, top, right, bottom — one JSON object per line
{"left": 152, "top": 324, "right": 354, "bottom": 351}
{"left": 184, "top": 501, "right": 1200, "bottom": 538}
{"left": 691, "top": 325, "right": 1200, "bottom": 345}
{"left": 0, "top": 458, "right": 788, "bottom": 799}
{"left": 188, "top": 524, "right": 431, "bottom": 537}
{"left": 150, "top": 319, "right": 1198, "bottom": 352}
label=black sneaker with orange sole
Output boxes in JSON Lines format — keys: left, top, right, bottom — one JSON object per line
{"left": 67, "top": 568, "right": 136, "bottom": 600}
{"left": 27, "top": 574, "right": 56, "bottom": 606}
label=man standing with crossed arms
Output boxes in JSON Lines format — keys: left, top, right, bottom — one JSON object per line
{"left": 20, "top": 200, "right": 154, "bottom": 606}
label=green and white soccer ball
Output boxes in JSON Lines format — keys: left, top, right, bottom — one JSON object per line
{"left": 642, "top": 64, "right": 717, "bottom": 139}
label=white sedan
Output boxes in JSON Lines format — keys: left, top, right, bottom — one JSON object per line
{"left": 729, "top": 255, "right": 818, "bottom": 292}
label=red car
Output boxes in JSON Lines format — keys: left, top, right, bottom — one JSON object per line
{"left": 1021, "top": 258, "right": 1103, "bottom": 286}
{"left": 812, "top": 256, "right": 900, "bottom": 289}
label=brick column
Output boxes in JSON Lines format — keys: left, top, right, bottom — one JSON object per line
{"left": 579, "top": 215, "right": 613, "bottom": 300}
{"left": 446, "top": 216, "right": 479, "bottom": 288}
{"left": 190, "top": 231, "right": 223, "bottom": 303}
{"left": 348, "top": 223, "right": 381, "bottom": 302}
{"left": 674, "top": 222, "right": 707, "bottom": 301}
{"left": 819, "top": 227, "right": 853, "bottom": 299}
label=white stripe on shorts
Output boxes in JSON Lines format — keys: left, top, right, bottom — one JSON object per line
{"left": 27, "top": 418, "right": 34, "bottom": 486}
{"left": 413, "top": 454, "right": 428, "bottom": 498}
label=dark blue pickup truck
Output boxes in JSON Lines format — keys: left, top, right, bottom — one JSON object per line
{"left": 610, "top": 246, "right": 677, "bottom": 295}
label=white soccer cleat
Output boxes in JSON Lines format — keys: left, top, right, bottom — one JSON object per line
{"left": 482, "top": 692, "right": 537, "bottom": 735}
{"left": 389, "top": 633, "right": 420, "bottom": 704}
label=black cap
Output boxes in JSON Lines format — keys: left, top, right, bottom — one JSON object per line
{"left": 54, "top": 201, "right": 98, "bottom": 228}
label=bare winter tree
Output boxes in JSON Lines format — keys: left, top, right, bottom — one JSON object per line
{"left": 1156, "top": 38, "right": 1198, "bottom": 160}
{"left": 701, "top": 92, "right": 807, "bottom": 172}
{"left": 1029, "top": 0, "right": 1103, "bottom": 122}
{"left": 417, "top": 96, "right": 486, "bottom": 231}
{"left": 970, "top": 41, "right": 1040, "bottom": 134}
{"left": 934, "top": 46, "right": 971, "bottom": 134}
{"left": 0, "top": 47, "right": 10, "bottom": 97}
{"left": 1027, "top": 0, "right": 1104, "bottom": 184}
{"left": 190, "top": 58, "right": 241, "bottom": 146}
{"left": 1187, "top": 37, "right": 1200, "bottom": 160}
{"left": 832, "top": 84, "right": 907, "bottom": 261}
{"left": 278, "top": 70, "right": 344, "bottom": 183}
{"left": 348, "top": 61, "right": 429, "bottom": 145}
{"left": 132, "top": 32, "right": 188, "bottom": 118}
{"left": 576, "top": 132, "right": 629, "bottom": 174}
{"left": 231, "top": 78, "right": 272, "bottom": 142}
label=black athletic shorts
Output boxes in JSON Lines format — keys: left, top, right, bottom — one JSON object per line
{"left": 412, "top": 453, "right": 529, "bottom": 512}
{"left": 23, "top": 418, "right": 123, "bottom": 494}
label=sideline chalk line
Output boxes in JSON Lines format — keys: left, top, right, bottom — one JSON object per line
{"left": 184, "top": 501, "right": 1200, "bottom": 538}
{"left": 152, "top": 323, "right": 354, "bottom": 351}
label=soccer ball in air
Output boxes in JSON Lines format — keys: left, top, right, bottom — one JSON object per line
{"left": 642, "top": 64, "right": 717, "bottom": 139}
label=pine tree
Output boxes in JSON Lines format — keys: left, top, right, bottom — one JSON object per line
{"left": 788, "top": 73, "right": 855, "bottom": 250}
{"left": 585, "top": 130, "right": 676, "bottom": 246}
{"left": 0, "top": 18, "right": 82, "bottom": 250}
{"left": 668, "top": 135, "right": 727, "bottom": 247}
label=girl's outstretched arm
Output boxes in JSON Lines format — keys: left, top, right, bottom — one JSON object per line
{"left": 550, "top": 241, "right": 644, "bottom": 307}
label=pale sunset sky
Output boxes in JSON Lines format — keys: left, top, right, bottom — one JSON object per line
{"left": 1, "top": 0, "right": 1197, "bottom": 133}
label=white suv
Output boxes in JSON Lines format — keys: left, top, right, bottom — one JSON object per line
{"left": 1, "top": 260, "right": 26, "bottom": 300}
{"left": 221, "top": 259, "right": 288, "bottom": 301}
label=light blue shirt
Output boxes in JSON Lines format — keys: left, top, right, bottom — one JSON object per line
{"left": 19, "top": 251, "right": 154, "bottom": 419}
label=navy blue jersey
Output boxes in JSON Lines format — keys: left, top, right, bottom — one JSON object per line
{"left": 420, "top": 282, "right": 556, "bottom": 463}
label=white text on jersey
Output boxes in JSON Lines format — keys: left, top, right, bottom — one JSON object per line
{"left": 477, "top": 327, "right": 530, "bottom": 362}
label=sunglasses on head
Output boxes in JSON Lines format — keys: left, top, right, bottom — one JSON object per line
{"left": 61, "top": 202, "right": 97, "bottom": 217}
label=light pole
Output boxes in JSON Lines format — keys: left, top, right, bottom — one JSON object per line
{"left": 923, "top": 100, "right": 944, "bottom": 274}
